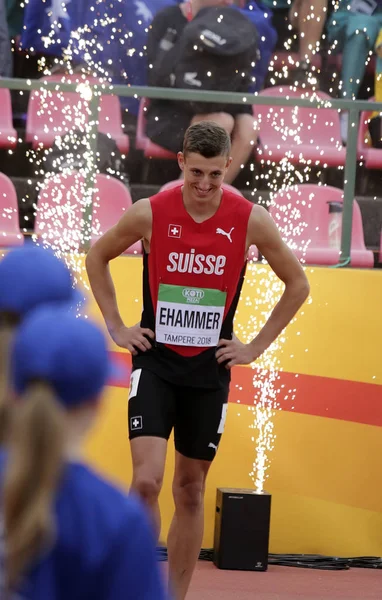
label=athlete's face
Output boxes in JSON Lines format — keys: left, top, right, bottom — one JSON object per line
{"left": 178, "top": 152, "right": 232, "bottom": 202}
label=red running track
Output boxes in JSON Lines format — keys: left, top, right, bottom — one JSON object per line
{"left": 183, "top": 562, "right": 381, "bottom": 599}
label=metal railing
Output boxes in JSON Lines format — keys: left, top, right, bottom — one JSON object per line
{"left": 1, "top": 77, "right": 381, "bottom": 264}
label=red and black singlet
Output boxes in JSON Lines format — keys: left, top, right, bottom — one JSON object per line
{"left": 132, "top": 185, "right": 253, "bottom": 388}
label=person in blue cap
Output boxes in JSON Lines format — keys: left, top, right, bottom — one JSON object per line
{"left": 0, "top": 307, "right": 168, "bottom": 600}
{"left": 0, "top": 245, "right": 83, "bottom": 445}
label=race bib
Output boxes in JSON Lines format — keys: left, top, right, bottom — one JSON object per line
{"left": 350, "top": 0, "right": 378, "bottom": 15}
{"left": 156, "top": 283, "right": 226, "bottom": 347}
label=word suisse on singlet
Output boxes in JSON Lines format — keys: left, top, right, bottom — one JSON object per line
{"left": 155, "top": 249, "right": 227, "bottom": 347}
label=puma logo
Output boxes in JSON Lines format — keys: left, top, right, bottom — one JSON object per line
{"left": 216, "top": 227, "right": 234, "bottom": 243}
{"left": 208, "top": 442, "right": 218, "bottom": 452}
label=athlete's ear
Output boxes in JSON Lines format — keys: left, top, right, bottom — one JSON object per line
{"left": 226, "top": 156, "right": 233, "bottom": 169}
{"left": 178, "top": 151, "right": 185, "bottom": 172}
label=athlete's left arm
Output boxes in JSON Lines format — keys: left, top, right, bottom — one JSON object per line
{"left": 216, "top": 205, "right": 310, "bottom": 368}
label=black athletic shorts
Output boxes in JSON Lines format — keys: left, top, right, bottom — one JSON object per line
{"left": 128, "top": 368, "right": 229, "bottom": 462}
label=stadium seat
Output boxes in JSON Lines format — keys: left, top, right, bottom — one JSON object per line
{"left": 0, "top": 173, "right": 23, "bottom": 247}
{"left": 357, "top": 98, "right": 382, "bottom": 171}
{"left": 136, "top": 98, "right": 177, "bottom": 160}
{"left": 98, "top": 94, "right": 129, "bottom": 154}
{"left": 91, "top": 175, "right": 141, "bottom": 254}
{"left": 0, "top": 89, "right": 17, "bottom": 149}
{"left": 159, "top": 180, "right": 258, "bottom": 261}
{"left": 26, "top": 75, "right": 129, "bottom": 153}
{"left": 35, "top": 172, "right": 141, "bottom": 255}
{"left": 269, "top": 184, "right": 373, "bottom": 268}
{"left": 254, "top": 87, "right": 346, "bottom": 167}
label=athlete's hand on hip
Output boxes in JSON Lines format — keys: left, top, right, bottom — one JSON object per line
{"left": 110, "top": 324, "right": 155, "bottom": 355}
{"left": 216, "top": 336, "right": 260, "bottom": 369}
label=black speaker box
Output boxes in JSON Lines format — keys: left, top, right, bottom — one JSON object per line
{"left": 213, "top": 487, "right": 271, "bottom": 571}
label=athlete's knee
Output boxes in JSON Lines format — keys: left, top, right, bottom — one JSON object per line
{"left": 132, "top": 474, "right": 163, "bottom": 504}
{"left": 210, "top": 112, "right": 235, "bottom": 135}
{"left": 192, "top": 112, "right": 235, "bottom": 135}
{"left": 173, "top": 478, "right": 205, "bottom": 513}
{"left": 233, "top": 115, "right": 258, "bottom": 147}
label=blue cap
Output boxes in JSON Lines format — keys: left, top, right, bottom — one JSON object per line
{"left": 0, "top": 245, "right": 84, "bottom": 318}
{"left": 11, "top": 308, "right": 112, "bottom": 407}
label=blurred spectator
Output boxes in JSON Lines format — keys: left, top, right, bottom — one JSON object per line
{"left": 240, "top": 1, "right": 278, "bottom": 91}
{"left": 20, "top": 0, "right": 176, "bottom": 118}
{"left": 327, "top": 0, "right": 382, "bottom": 142}
{"left": 261, "top": 0, "right": 328, "bottom": 88}
{"left": 367, "top": 27, "right": 382, "bottom": 148}
{"left": 6, "top": 0, "right": 26, "bottom": 116}
{"left": 145, "top": 0, "right": 260, "bottom": 184}
{"left": 0, "top": 0, "right": 12, "bottom": 76}
{"left": 5, "top": 0, "right": 24, "bottom": 39}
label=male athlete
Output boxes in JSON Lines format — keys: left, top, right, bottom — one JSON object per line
{"left": 86, "top": 121, "right": 310, "bottom": 600}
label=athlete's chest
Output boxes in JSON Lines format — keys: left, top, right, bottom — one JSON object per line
{"left": 159, "top": 223, "right": 241, "bottom": 280}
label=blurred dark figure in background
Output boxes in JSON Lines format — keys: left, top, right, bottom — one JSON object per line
{"left": 261, "top": 0, "right": 328, "bottom": 88}
{"left": 327, "top": 0, "right": 382, "bottom": 143}
{"left": 0, "top": 0, "right": 12, "bottom": 76}
{"left": 145, "top": 0, "right": 259, "bottom": 184}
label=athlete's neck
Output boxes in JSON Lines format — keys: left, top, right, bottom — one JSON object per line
{"left": 182, "top": 187, "right": 223, "bottom": 222}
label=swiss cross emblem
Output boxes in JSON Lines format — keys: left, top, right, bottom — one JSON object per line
{"left": 168, "top": 224, "right": 182, "bottom": 238}
{"left": 130, "top": 416, "right": 143, "bottom": 430}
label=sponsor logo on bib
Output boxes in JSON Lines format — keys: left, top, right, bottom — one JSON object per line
{"left": 182, "top": 288, "right": 205, "bottom": 303}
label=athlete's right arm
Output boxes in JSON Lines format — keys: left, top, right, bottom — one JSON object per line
{"left": 85, "top": 199, "right": 154, "bottom": 353}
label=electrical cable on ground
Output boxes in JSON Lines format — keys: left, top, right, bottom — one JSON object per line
{"left": 156, "top": 548, "right": 382, "bottom": 571}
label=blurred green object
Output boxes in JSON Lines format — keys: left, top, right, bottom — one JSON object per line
{"left": 6, "top": 0, "right": 24, "bottom": 38}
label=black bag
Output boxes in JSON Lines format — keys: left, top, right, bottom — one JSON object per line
{"left": 148, "top": 26, "right": 180, "bottom": 89}
{"left": 43, "top": 130, "right": 129, "bottom": 184}
{"left": 173, "top": 7, "right": 259, "bottom": 113}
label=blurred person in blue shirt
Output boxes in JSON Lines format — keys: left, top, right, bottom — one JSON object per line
{"left": 0, "top": 307, "right": 168, "bottom": 600}
{"left": 0, "top": 245, "right": 84, "bottom": 447}
{"left": 20, "top": 0, "right": 177, "bottom": 116}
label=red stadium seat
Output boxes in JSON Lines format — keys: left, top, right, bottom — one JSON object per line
{"left": 0, "top": 89, "right": 17, "bottom": 149}
{"left": 26, "top": 75, "right": 129, "bottom": 153}
{"left": 357, "top": 98, "right": 382, "bottom": 171}
{"left": 98, "top": 94, "right": 129, "bottom": 154}
{"left": 269, "top": 184, "right": 373, "bottom": 268}
{"left": 0, "top": 173, "right": 23, "bottom": 247}
{"left": 136, "top": 98, "right": 177, "bottom": 160}
{"left": 91, "top": 175, "right": 141, "bottom": 254}
{"left": 254, "top": 87, "right": 346, "bottom": 167}
{"left": 35, "top": 172, "right": 141, "bottom": 255}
